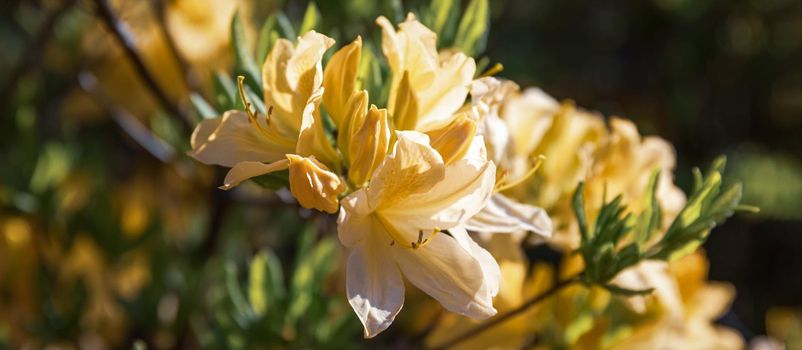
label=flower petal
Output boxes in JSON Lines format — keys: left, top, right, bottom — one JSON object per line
{"left": 337, "top": 190, "right": 373, "bottom": 247}
{"left": 391, "top": 233, "right": 496, "bottom": 320}
{"left": 448, "top": 226, "right": 501, "bottom": 299}
{"left": 189, "top": 111, "right": 288, "bottom": 167}
{"left": 295, "top": 87, "right": 340, "bottom": 167}
{"left": 220, "top": 159, "right": 289, "bottom": 190}
{"left": 347, "top": 233, "right": 405, "bottom": 338}
{"left": 384, "top": 136, "right": 495, "bottom": 229}
{"left": 465, "top": 193, "right": 553, "bottom": 238}
{"left": 262, "top": 31, "right": 334, "bottom": 138}
{"left": 367, "top": 131, "right": 445, "bottom": 210}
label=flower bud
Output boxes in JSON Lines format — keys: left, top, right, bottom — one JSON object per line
{"left": 324, "top": 36, "right": 362, "bottom": 127}
{"left": 286, "top": 154, "right": 346, "bottom": 213}
{"left": 348, "top": 106, "right": 390, "bottom": 186}
{"left": 427, "top": 115, "right": 477, "bottom": 165}
{"left": 337, "top": 90, "right": 369, "bottom": 164}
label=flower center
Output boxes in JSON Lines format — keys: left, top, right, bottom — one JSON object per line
{"left": 375, "top": 214, "right": 440, "bottom": 250}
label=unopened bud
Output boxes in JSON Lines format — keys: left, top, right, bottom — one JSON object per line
{"left": 428, "top": 115, "right": 477, "bottom": 165}
{"left": 286, "top": 154, "right": 346, "bottom": 213}
{"left": 337, "top": 90, "right": 369, "bottom": 164}
{"left": 348, "top": 106, "right": 390, "bottom": 186}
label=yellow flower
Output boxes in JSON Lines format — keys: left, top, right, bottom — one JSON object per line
{"left": 286, "top": 154, "right": 345, "bottom": 214}
{"left": 461, "top": 78, "right": 553, "bottom": 240}
{"left": 190, "top": 31, "right": 335, "bottom": 167}
{"left": 348, "top": 106, "right": 391, "bottom": 187}
{"left": 323, "top": 36, "right": 362, "bottom": 127}
{"left": 189, "top": 31, "right": 348, "bottom": 212}
{"left": 609, "top": 252, "right": 743, "bottom": 350}
{"left": 377, "top": 14, "right": 476, "bottom": 132}
{"left": 425, "top": 234, "right": 550, "bottom": 350}
{"left": 337, "top": 131, "right": 499, "bottom": 337}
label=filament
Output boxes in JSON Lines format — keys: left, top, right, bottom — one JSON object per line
{"left": 495, "top": 155, "right": 545, "bottom": 192}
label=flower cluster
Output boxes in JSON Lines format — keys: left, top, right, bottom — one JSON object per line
{"left": 188, "top": 12, "right": 745, "bottom": 342}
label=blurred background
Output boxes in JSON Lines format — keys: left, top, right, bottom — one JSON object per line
{"left": 1, "top": 0, "right": 801, "bottom": 348}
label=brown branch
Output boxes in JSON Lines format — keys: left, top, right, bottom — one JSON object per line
{"left": 92, "top": 0, "right": 193, "bottom": 134}
{"left": 427, "top": 275, "right": 581, "bottom": 350}
{"left": 0, "top": 0, "right": 79, "bottom": 108}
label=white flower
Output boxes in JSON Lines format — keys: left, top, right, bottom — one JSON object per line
{"left": 337, "top": 131, "right": 500, "bottom": 338}
{"left": 465, "top": 77, "right": 553, "bottom": 240}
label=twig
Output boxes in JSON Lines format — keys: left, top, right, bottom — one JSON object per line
{"left": 92, "top": 0, "right": 193, "bottom": 133}
{"left": 196, "top": 169, "right": 230, "bottom": 262}
{"left": 0, "top": 0, "right": 79, "bottom": 108}
{"left": 427, "top": 275, "right": 581, "bottom": 350}
{"left": 79, "top": 72, "right": 177, "bottom": 163}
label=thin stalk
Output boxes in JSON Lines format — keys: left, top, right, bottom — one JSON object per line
{"left": 427, "top": 274, "right": 581, "bottom": 350}
{"left": 93, "top": 0, "right": 193, "bottom": 133}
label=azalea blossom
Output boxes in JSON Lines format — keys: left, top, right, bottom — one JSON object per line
{"left": 337, "top": 131, "right": 500, "bottom": 337}
{"left": 464, "top": 77, "right": 553, "bottom": 240}
{"left": 377, "top": 14, "right": 476, "bottom": 132}
{"left": 188, "top": 31, "right": 346, "bottom": 212}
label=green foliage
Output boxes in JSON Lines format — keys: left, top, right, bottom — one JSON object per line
{"left": 256, "top": 15, "right": 280, "bottom": 64}
{"left": 422, "top": 0, "right": 460, "bottom": 47}
{"left": 191, "top": 92, "right": 219, "bottom": 120}
{"left": 230, "top": 12, "right": 262, "bottom": 96}
{"left": 647, "top": 157, "right": 752, "bottom": 261}
{"left": 454, "top": 0, "right": 490, "bottom": 56}
{"left": 573, "top": 156, "right": 749, "bottom": 295}
{"left": 299, "top": 2, "right": 322, "bottom": 34}
{"left": 198, "top": 223, "right": 359, "bottom": 349}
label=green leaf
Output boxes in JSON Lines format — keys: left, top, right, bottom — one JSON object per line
{"left": 225, "top": 261, "right": 255, "bottom": 327}
{"left": 423, "top": 0, "right": 460, "bottom": 47}
{"left": 454, "top": 0, "right": 490, "bottom": 56}
{"left": 213, "top": 71, "right": 238, "bottom": 111}
{"left": 250, "top": 170, "right": 289, "bottom": 190}
{"left": 248, "top": 250, "right": 285, "bottom": 317}
{"left": 359, "top": 43, "right": 387, "bottom": 107}
{"left": 299, "top": 2, "right": 322, "bottom": 34}
{"left": 256, "top": 15, "right": 279, "bottom": 64}
{"left": 572, "top": 182, "right": 590, "bottom": 243}
{"left": 231, "top": 12, "right": 262, "bottom": 95}
{"left": 190, "top": 92, "right": 219, "bottom": 119}
{"left": 276, "top": 11, "right": 297, "bottom": 40}
{"left": 286, "top": 230, "right": 339, "bottom": 329}
{"left": 603, "top": 284, "right": 654, "bottom": 296}
{"left": 633, "top": 169, "right": 663, "bottom": 244}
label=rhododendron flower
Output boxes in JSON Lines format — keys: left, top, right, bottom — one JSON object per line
{"left": 377, "top": 14, "right": 476, "bottom": 132}
{"left": 337, "top": 131, "right": 500, "bottom": 337}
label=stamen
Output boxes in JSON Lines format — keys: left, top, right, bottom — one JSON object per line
{"left": 480, "top": 63, "right": 504, "bottom": 77}
{"left": 495, "top": 155, "right": 546, "bottom": 192}
{"left": 376, "top": 214, "right": 441, "bottom": 250}
{"left": 237, "top": 75, "right": 274, "bottom": 138}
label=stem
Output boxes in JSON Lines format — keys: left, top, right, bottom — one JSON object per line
{"left": 92, "top": 0, "right": 193, "bottom": 133}
{"left": 427, "top": 275, "right": 581, "bottom": 350}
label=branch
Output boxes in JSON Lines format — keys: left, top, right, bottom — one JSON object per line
{"left": 92, "top": 0, "right": 193, "bottom": 134}
{"left": 427, "top": 274, "right": 581, "bottom": 350}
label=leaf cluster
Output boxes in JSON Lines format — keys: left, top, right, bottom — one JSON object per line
{"left": 573, "top": 156, "right": 751, "bottom": 296}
